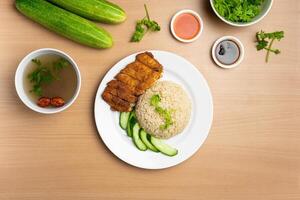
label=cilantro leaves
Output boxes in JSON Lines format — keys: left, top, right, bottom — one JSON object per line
{"left": 150, "top": 94, "right": 161, "bottom": 107}
{"left": 27, "top": 58, "right": 68, "bottom": 97}
{"left": 213, "top": 0, "right": 265, "bottom": 23}
{"left": 150, "top": 94, "right": 174, "bottom": 130}
{"left": 256, "top": 30, "right": 284, "bottom": 62}
{"left": 131, "top": 4, "right": 160, "bottom": 42}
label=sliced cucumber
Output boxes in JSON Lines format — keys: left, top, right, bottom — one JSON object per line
{"left": 120, "top": 112, "right": 130, "bottom": 130}
{"left": 132, "top": 123, "right": 147, "bottom": 151}
{"left": 140, "top": 130, "right": 159, "bottom": 152}
{"left": 126, "top": 112, "right": 135, "bottom": 137}
{"left": 120, "top": 111, "right": 178, "bottom": 156}
{"left": 150, "top": 136, "right": 178, "bottom": 156}
{"left": 126, "top": 120, "right": 132, "bottom": 137}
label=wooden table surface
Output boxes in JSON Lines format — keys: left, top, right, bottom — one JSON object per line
{"left": 0, "top": 0, "right": 299, "bottom": 199}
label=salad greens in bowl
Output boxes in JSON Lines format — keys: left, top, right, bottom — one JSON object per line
{"left": 210, "top": 0, "right": 273, "bottom": 27}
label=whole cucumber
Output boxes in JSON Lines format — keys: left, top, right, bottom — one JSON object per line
{"left": 48, "top": 0, "right": 127, "bottom": 24}
{"left": 16, "top": 0, "right": 113, "bottom": 49}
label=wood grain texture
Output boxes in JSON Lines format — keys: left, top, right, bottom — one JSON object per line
{"left": 0, "top": 0, "right": 299, "bottom": 199}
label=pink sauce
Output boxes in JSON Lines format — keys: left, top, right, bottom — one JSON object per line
{"left": 174, "top": 13, "right": 200, "bottom": 40}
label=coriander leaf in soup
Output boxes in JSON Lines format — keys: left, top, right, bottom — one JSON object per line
{"left": 28, "top": 65, "right": 54, "bottom": 96}
{"left": 30, "top": 84, "right": 42, "bottom": 97}
{"left": 53, "top": 58, "right": 69, "bottom": 72}
{"left": 31, "top": 58, "right": 42, "bottom": 66}
{"left": 27, "top": 58, "right": 67, "bottom": 97}
{"left": 52, "top": 58, "right": 69, "bottom": 80}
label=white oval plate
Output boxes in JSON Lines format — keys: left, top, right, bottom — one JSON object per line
{"left": 94, "top": 50, "right": 213, "bottom": 169}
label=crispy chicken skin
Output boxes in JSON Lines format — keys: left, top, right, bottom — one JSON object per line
{"left": 121, "top": 63, "right": 150, "bottom": 81}
{"left": 102, "top": 52, "right": 163, "bottom": 112}
{"left": 115, "top": 73, "right": 140, "bottom": 88}
{"left": 102, "top": 91, "right": 132, "bottom": 112}
{"left": 120, "top": 66, "right": 145, "bottom": 81}
{"left": 136, "top": 52, "right": 163, "bottom": 72}
{"left": 104, "top": 85, "right": 137, "bottom": 103}
{"left": 107, "top": 80, "right": 143, "bottom": 96}
{"left": 127, "top": 61, "right": 153, "bottom": 76}
{"left": 138, "top": 71, "right": 162, "bottom": 90}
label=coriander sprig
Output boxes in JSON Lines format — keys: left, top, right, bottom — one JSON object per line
{"left": 28, "top": 58, "right": 68, "bottom": 96}
{"left": 28, "top": 59, "right": 54, "bottom": 96}
{"left": 150, "top": 94, "right": 173, "bottom": 130}
{"left": 255, "top": 30, "right": 284, "bottom": 63}
{"left": 131, "top": 4, "right": 160, "bottom": 42}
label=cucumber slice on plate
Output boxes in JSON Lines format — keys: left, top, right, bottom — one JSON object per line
{"left": 119, "top": 112, "right": 130, "bottom": 130}
{"left": 140, "top": 130, "right": 159, "bottom": 152}
{"left": 126, "top": 120, "right": 133, "bottom": 137}
{"left": 132, "top": 123, "right": 147, "bottom": 151}
{"left": 126, "top": 112, "right": 136, "bottom": 137}
{"left": 150, "top": 136, "right": 178, "bottom": 156}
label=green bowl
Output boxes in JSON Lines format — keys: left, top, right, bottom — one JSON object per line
{"left": 210, "top": 0, "right": 273, "bottom": 27}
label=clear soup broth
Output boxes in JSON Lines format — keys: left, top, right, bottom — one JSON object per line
{"left": 23, "top": 54, "right": 77, "bottom": 105}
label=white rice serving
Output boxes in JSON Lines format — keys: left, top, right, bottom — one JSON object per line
{"left": 135, "top": 81, "right": 192, "bottom": 139}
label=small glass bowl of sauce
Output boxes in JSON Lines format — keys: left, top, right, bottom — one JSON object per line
{"left": 170, "top": 9, "right": 203, "bottom": 43}
{"left": 212, "top": 36, "right": 245, "bottom": 69}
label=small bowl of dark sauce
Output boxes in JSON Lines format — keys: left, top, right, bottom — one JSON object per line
{"left": 212, "top": 36, "right": 244, "bottom": 69}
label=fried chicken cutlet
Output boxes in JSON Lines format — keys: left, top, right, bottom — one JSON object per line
{"left": 102, "top": 52, "right": 163, "bottom": 112}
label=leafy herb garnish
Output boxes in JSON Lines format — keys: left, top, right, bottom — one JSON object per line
{"left": 256, "top": 30, "right": 284, "bottom": 62}
{"left": 150, "top": 94, "right": 173, "bottom": 130}
{"left": 213, "top": 0, "right": 265, "bottom": 23}
{"left": 150, "top": 94, "right": 161, "bottom": 107}
{"left": 131, "top": 4, "right": 160, "bottom": 42}
{"left": 53, "top": 58, "right": 69, "bottom": 72}
{"left": 53, "top": 58, "right": 69, "bottom": 79}
{"left": 28, "top": 58, "right": 68, "bottom": 96}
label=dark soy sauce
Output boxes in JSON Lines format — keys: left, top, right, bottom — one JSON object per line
{"left": 215, "top": 40, "right": 240, "bottom": 65}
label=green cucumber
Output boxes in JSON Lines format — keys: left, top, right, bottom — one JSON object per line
{"left": 48, "top": 0, "right": 126, "bottom": 24}
{"left": 120, "top": 112, "right": 130, "bottom": 130}
{"left": 126, "top": 120, "right": 133, "bottom": 137}
{"left": 16, "top": 0, "right": 113, "bottom": 48}
{"left": 126, "top": 112, "right": 135, "bottom": 137}
{"left": 150, "top": 136, "right": 178, "bottom": 156}
{"left": 132, "top": 123, "right": 147, "bottom": 151}
{"left": 140, "top": 130, "right": 159, "bottom": 152}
